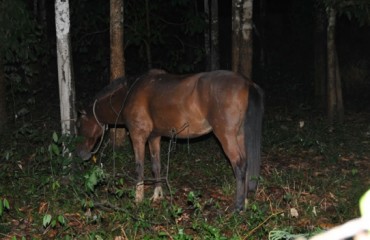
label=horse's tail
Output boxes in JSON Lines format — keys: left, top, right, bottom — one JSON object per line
{"left": 245, "top": 83, "right": 264, "bottom": 192}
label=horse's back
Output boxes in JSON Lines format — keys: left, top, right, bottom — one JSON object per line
{"left": 123, "top": 70, "right": 251, "bottom": 138}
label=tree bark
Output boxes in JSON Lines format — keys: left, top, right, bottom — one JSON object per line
{"left": 326, "top": 7, "right": 344, "bottom": 124}
{"left": 145, "top": 0, "right": 152, "bottom": 69}
{"left": 205, "top": 0, "right": 220, "bottom": 71}
{"left": 335, "top": 50, "right": 344, "bottom": 122}
{"left": 239, "top": 0, "right": 253, "bottom": 78}
{"left": 55, "top": 0, "right": 77, "bottom": 135}
{"left": 231, "top": 0, "right": 242, "bottom": 73}
{"left": 210, "top": 0, "right": 220, "bottom": 70}
{"left": 232, "top": 0, "right": 253, "bottom": 79}
{"left": 110, "top": 0, "right": 126, "bottom": 146}
{"left": 204, "top": 0, "right": 211, "bottom": 70}
{"left": 0, "top": 58, "right": 7, "bottom": 135}
{"left": 327, "top": 7, "right": 336, "bottom": 124}
{"left": 313, "top": 1, "right": 326, "bottom": 109}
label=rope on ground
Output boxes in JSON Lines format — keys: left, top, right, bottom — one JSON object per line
{"left": 243, "top": 211, "right": 284, "bottom": 240}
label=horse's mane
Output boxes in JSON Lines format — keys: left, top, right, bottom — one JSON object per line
{"left": 93, "top": 69, "right": 167, "bottom": 101}
{"left": 93, "top": 77, "right": 125, "bottom": 100}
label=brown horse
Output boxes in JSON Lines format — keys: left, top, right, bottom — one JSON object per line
{"left": 76, "top": 69, "right": 264, "bottom": 211}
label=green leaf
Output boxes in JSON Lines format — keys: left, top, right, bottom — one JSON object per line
{"left": 51, "top": 219, "right": 57, "bottom": 228}
{"left": 52, "top": 132, "right": 59, "bottom": 143}
{"left": 3, "top": 198, "right": 10, "bottom": 209}
{"left": 95, "top": 235, "right": 103, "bottom": 240}
{"left": 0, "top": 200, "right": 3, "bottom": 216}
{"left": 43, "top": 214, "right": 52, "bottom": 227}
{"left": 58, "top": 215, "right": 66, "bottom": 225}
{"left": 51, "top": 143, "right": 60, "bottom": 156}
{"left": 87, "top": 172, "right": 98, "bottom": 192}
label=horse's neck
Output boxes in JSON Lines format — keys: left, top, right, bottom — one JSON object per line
{"left": 97, "top": 87, "right": 128, "bottom": 124}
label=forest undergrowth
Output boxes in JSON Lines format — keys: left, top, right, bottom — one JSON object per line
{"left": 0, "top": 106, "right": 369, "bottom": 239}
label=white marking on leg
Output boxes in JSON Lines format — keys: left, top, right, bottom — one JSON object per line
{"left": 150, "top": 186, "right": 164, "bottom": 202}
{"left": 135, "top": 181, "right": 144, "bottom": 203}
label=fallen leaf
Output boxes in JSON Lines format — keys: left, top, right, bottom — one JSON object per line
{"left": 290, "top": 207, "right": 299, "bottom": 218}
{"left": 38, "top": 202, "right": 48, "bottom": 214}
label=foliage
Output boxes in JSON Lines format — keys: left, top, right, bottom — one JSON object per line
{"left": 1, "top": 108, "right": 370, "bottom": 238}
{"left": 124, "top": 0, "right": 205, "bottom": 73}
{"left": 70, "top": 0, "right": 109, "bottom": 79}
{"left": 0, "top": 0, "right": 43, "bottom": 64}
{"left": 0, "top": 198, "right": 10, "bottom": 217}
{"left": 323, "top": 0, "right": 370, "bottom": 25}
{"left": 48, "top": 131, "right": 78, "bottom": 176}
{"left": 0, "top": 0, "right": 49, "bottom": 122}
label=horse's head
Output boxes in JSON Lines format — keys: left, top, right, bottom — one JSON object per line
{"left": 75, "top": 110, "right": 104, "bottom": 160}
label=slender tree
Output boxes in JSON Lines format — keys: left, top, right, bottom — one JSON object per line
{"left": 326, "top": 6, "right": 343, "bottom": 124}
{"left": 110, "top": 0, "right": 126, "bottom": 146}
{"left": 313, "top": 1, "right": 327, "bottom": 108}
{"left": 144, "top": 0, "right": 152, "bottom": 69}
{"left": 231, "top": 0, "right": 242, "bottom": 73}
{"left": 204, "top": 0, "right": 220, "bottom": 71}
{"left": 204, "top": 0, "right": 211, "bottom": 70}
{"left": 232, "top": 0, "right": 253, "bottom": 79}
{"left": 55, "top": 0, "right": 76, "bottom": 135}
{"left": 319, "top": 0, "right": 370, "bottom": 123}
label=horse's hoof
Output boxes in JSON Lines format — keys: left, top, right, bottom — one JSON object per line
{"left": 150, "top": 186, "right": 164, "bottom": 202}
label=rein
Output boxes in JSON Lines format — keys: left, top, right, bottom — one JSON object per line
{"left": 90, "top": 99, "right": 108, "bottom": 155}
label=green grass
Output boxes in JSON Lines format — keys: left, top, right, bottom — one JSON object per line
{"left": 0, "top": 110, "right": 369, "bottom": 239}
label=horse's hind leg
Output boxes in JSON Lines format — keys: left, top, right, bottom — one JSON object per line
{"left": 214, "top": 131, "right": 247, "bottom": 211}
{"left": 148, "top": 136, "right": 164, "bottom": 202}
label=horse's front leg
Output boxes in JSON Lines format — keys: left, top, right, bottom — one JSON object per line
{"left": 148, "top": 136, "right": 163, "bottom": 202}
{"left": 131, "top": 136, "right": 147, "bottom": 203}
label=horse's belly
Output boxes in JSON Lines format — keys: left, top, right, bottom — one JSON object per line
{"left": 177, "top": 121, "right": 212, "bottom": 138}
{"left": 153, "top": 117, "right": 212, "bottom": 138}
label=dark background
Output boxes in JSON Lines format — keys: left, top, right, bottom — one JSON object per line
{"left": 3, "top": 0, "right": 370, "bottom": 120}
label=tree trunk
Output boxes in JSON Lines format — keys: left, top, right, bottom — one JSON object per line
{"left": 210, "top": 0, "right": 220, "bottom": 70}
{"left": 326, "top": 7, "right": 344, "bottom": 124}
{"left": 231, "top": 0, "right": 242, "bottom": 73}
{"left": 313, "top": 1, "right": 326, "bottom": 109}
{"left": 55, "top": 0, "right": 76, "bottom": 135}
{"left": 204, "top": 0, "right": 211, "bottom": 70}
{"left": 110, "top": 0, "right": 126, "bottom": 146}
{"left": 145, "top": 0, "right": 152, "bottom": 69}
{"left": 34, "top": 0, "right": 46, "bottom": 28}
{"left": 232, "top": 0, "right": 253, "bottom": 79}
{"left": 0, "top": 59, "right": 7, "bottom": 135}
{"left": 335, "top": 50, "right": 344, "bottom": 122}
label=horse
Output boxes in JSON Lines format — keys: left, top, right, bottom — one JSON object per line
{"left": 76, "top": 69, "right": 264, "bottom": 211}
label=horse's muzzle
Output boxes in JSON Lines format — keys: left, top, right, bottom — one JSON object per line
{"left": 76, "top": 149, "right": 92, "bottom": 161}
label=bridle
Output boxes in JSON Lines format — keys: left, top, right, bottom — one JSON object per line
{"left": 90, "top": 99, "right": 108, "bottom": 155}
{"left": 88, "top": 76, "right": 142, "bottom": 155}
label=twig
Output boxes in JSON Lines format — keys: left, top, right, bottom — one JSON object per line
{"left": 243, "top": 211, "right": 283, "bottom": 240}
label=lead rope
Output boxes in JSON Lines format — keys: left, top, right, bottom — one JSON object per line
{"left": 165, "top": 122, "right": 190, "bottom": 206}
{"left": 91, "top": 99, "right": 108, "bottom": 155}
